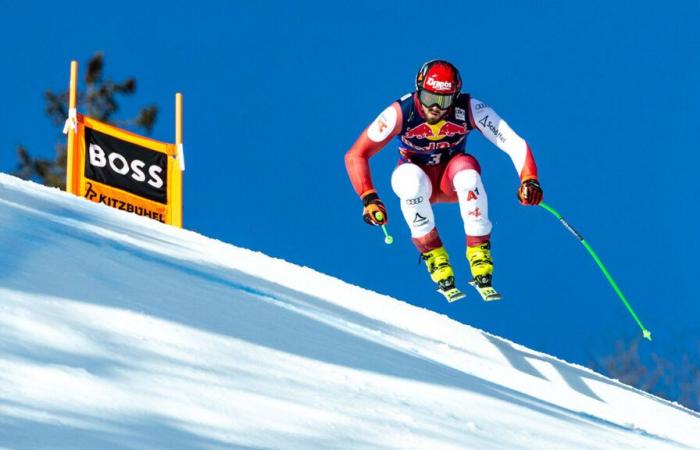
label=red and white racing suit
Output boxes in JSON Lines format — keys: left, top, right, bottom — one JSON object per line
{"left": 345, "top": 92, "right": 538, "bottom": 253}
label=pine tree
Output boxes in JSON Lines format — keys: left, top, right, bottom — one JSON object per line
{"left": 13, "top": 52, "right": 158, "bottom": 189}
{"left": 590, "top": 337, "right": 700, "bottom": 412}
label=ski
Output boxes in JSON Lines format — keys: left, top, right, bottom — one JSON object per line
{"left": 469, "top": 275, "right": 503, "bottom": 302}
{"left": 437, "top": 285, "right": 466, "bottom": 302}
{"left": 436, "top": 276, "right": 467, "bottom": 302}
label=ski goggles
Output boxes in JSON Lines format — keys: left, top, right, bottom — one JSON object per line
{"left": 418, "top": 89, "right": 455, "bottom": 109}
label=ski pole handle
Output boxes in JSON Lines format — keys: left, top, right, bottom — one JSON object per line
{"left": 374, "top": 212, "right": 394, "bottom": 245}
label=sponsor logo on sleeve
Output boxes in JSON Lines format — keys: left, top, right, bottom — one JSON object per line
{"left": 367, "top": 105, "right": 397, "bottom": 142}
{"left": 455, "top": 108, "right": 466, "bottom": 121}
{"left": 478, "top": 115, "right": 507, "bottom": 144}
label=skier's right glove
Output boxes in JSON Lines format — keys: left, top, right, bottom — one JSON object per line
{"left": 361, "top": 190, "right": 388, "bottom": 226}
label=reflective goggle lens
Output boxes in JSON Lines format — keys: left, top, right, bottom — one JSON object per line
{"left": 419, "top": 90, "right": 454, "bottom": 109}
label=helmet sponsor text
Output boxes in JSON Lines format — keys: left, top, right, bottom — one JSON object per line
{"left": 426, "top": 76, "right": 452, "bottom": 91}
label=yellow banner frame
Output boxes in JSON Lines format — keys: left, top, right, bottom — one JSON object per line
{"left": 64, "top": 61, "right": 184, "bottom": 228}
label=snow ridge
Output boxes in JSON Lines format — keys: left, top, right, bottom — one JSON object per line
{"left": 0, "top": 173, "right": 698, "bottom": 450}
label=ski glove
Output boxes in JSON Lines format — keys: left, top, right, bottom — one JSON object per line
{"left": 361, "top": 191, "right": 388, "bottom": 226}
{"left": 518, "top": 179, "right": 543, "bottom": 206}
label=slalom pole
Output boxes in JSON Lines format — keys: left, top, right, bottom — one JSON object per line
{"left": 539, "top": 202, "right": 651, "bottom": 341}
{"left": 374, "top": 212, "right": 394, "bottom": 245}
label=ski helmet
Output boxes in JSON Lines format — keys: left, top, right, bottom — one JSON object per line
{"left": 415, "top": 60, "right": 462, "bottom": 109}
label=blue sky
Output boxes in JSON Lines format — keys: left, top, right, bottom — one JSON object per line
{"left": 1, "top": 0, "right": 699, "bottom": 366}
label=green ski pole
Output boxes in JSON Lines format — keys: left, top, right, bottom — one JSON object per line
{"left": 539, "top": 202, "right": 651, "bottom": 341}
{"left": 374, "top": 212, "right": 393, "bottom": 245}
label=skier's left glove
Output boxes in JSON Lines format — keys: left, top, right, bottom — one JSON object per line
{"left": 361, "top": 190, "right": 388, "bottom": 226}
{"left": 517, "top": 179, "right": 543, "bottom": 206}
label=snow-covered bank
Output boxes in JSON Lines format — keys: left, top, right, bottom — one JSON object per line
{"left": 0, "top": 173, "right": 698, "bottom": 450}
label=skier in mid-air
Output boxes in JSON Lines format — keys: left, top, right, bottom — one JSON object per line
{"left": 345, "top": 60, "right": 543, "bottom": 301}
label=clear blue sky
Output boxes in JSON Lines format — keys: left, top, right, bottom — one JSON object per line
{"left": 2, "top": 0, "right": 699, "bottom": 366}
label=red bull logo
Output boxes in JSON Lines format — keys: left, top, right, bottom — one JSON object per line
{"left": 438, "top": 121, "right": 466, "bottom": 137}
{"left": 404, "top": 123, "right": 435, "bottom": 140}
{"left": 404, "top": 121, "right": 467, "bottom": 140}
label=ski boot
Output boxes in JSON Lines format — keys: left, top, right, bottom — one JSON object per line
{"left": 421, "top": 246, "right": 465, "bottom": 302}
{"left": 466, "top": 242, "right": 502, "bottom": 301}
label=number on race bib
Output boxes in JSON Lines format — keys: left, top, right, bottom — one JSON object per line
{"left": 429, "top": 153, "right": 442, "bottom": 165}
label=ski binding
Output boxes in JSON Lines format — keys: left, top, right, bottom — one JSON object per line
{"left": 437, "top": 277, "right": 466, "bottom": 302}
{"left": 469, "top": 275, "right": 503, "bottom": 302}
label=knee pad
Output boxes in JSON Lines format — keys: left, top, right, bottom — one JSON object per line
{"left": 391, "top": 163, "right": 432, "bottom": 200}
{"left": 453, "top": 169, "right": 481, "bottom": 193}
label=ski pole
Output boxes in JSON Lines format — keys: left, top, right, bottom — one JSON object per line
{"left": 374, "top": 212, "right": 394, "bottom": 245}
{"left": 539, "top": 202, "right": 651, "bottom": 341}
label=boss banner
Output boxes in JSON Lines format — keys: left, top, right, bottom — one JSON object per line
{"left": 67, "top": 114, "right": 183, "bottom": 227}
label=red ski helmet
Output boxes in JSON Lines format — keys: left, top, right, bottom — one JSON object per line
{"left": 415, "top": 60, "right": 462, "bottom": 109}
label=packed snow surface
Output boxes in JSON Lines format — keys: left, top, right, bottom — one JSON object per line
{"left": 0, "top": 173, "right": 698, "bottom": 450}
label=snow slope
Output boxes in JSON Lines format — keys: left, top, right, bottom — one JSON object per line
{"left": 0, "top": 173, "right": 698, "bottom": 450}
